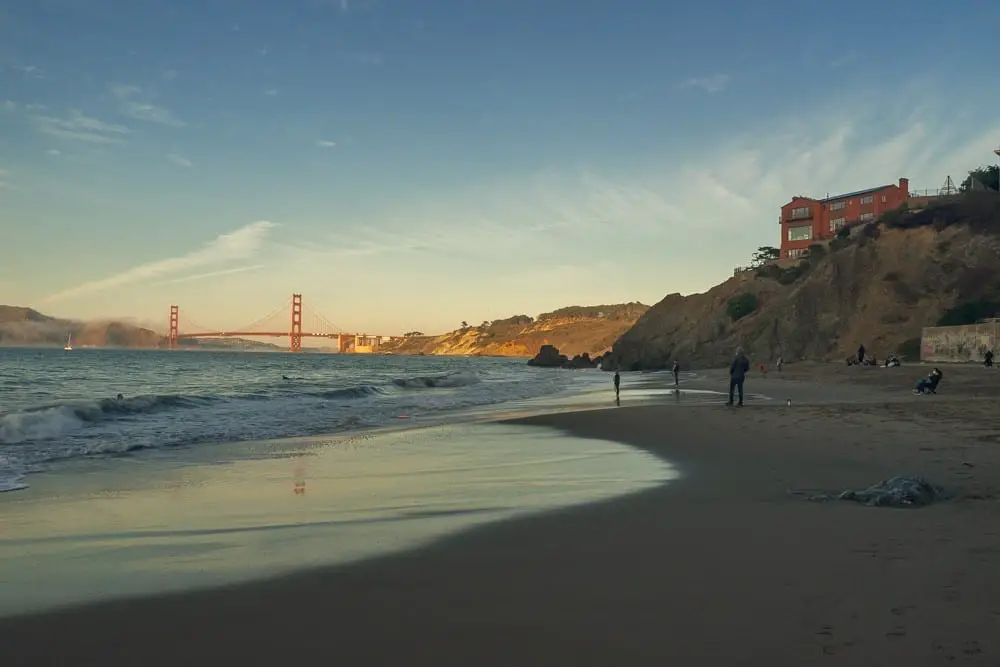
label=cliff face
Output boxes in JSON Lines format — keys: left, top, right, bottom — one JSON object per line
{"left": 382, "top": 303, "right": 649, "bottom": 358}
{"left": 611, "top": 194, "right": 1000, "bottom": 369}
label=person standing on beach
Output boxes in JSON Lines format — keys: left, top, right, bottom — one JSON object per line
{"left": 671, "top": 360, "right": 680, "bottom": 387}
{"left": 613, "top": 369, "right": 621, "bottom": 400}
{"left": 857, "top": 344, "right": 866, "bottom": 365}
{"left": 726, "top": 347, "right": 750, "bottom": 407}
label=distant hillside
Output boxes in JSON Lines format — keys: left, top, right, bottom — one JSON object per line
{"left": 0, "top": 305, "right": 295, "bottom": 350}
{"left": 0, "top": 306, "right": 166, "bottom": 348}
{"left": 381, "top": 303, "right": 649, "bottom": 358}
{"left": 609, "top": 192, "right": 1000, "bottom": 369}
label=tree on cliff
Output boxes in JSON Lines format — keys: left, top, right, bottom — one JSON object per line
{"left": 750, "top": 246, "right": 780, "bottom": 268}
{"left": 960, "top": 165, "right": 999, "bottom": 193}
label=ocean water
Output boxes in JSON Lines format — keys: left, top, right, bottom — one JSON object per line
{"left": 0, "top": 348, "right": 607, "bottom": 492}
{"left": 0, "top": 348, "right": 680, "bottom": 616}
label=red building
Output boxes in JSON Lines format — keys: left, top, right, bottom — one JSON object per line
{"left": 779, "top": 177, "right": 909, "bottom": 258}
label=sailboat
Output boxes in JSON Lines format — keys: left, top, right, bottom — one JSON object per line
{"left": 64, "top": 333, "right": 73, "bottom": 351}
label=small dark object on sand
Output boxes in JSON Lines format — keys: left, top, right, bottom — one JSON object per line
{"left": 839, "top": 475, "right": 942, "bottom": 508}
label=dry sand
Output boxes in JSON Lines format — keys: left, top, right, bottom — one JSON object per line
{"left": 2, "top": 363, "right": 1000, "bottom": 666}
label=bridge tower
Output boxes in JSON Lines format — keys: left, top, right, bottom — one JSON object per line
{"left": 168, "top": 305, "right": 179, "bottom": 350}
{"left": 290, "top": 293, "right": 303, "bottom": 352}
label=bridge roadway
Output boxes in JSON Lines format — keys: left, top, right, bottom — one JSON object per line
{"left": 175, "top": 331, "right": 396, "bottom": 353}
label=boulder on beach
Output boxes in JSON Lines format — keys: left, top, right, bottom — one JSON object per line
{"left": 838, "top": 475, "right": 943, "bottom": 507}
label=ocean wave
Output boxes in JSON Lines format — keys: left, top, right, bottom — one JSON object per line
{"left": 0, "top": 394, "right": 209, "bottom": 444}
{"left": 312, "top": 385, "right": 387, "bottom": 400}
{"left": 392, "top": 370, "right": 481, "bottom": 389}
{"left": 0, "top": 455, "right": 27, "bottom": 493}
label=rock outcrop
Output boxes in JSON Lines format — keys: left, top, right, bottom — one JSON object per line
{"left": 527, "top": 346, "right": 601, "bottom": 369}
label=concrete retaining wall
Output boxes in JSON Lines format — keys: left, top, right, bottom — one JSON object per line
{"left": 921, "top": 322, "right": 999, "bottom": 363}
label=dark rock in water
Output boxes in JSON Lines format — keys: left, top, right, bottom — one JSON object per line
{"left": 565, "top": 352, "right": 596, "bottom": 369}
{"left": 527, "top": 346, "right": 601, "bottom": 369}
{"left": 839, "top": 475, "right": 942, "bottom": 508}
{"left": 527, "top": 344, "right": 568, "bottom": 368}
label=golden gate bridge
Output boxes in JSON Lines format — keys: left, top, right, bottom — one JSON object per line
{"left": 168, "top": 293, "right": 396, "bottom": 353}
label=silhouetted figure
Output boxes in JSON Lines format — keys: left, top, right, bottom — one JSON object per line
{"left": 116, "top": 393, "right": 123, "bottom": 401}
{"left": 776, "top": 356, "right": 784, "bottom": 372}
{"left": 985, "top": 350, "right": 994, "bottom": 368}
{"left": 857, "top": 344, "right": 866, "bottom": 365}
{"left": 726, "top": 347, "right": 751, "bottom": 407}
{"left": 914, "top": 368, "right": 943, "bottom": 394}
{"left": 671, "top": 360, "right": 680, "bottom": 387}
{"left": 613, "top": 370, "right": 621, "bottom": 400}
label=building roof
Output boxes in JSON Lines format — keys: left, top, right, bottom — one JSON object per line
{"left": 819, "top": 184, "right": 891, "bottom": 203}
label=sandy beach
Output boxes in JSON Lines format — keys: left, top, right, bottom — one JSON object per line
{"left": 3, "top": 362, "right": 1000, "bottom": 665}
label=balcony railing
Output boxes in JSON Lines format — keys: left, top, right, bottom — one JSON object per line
{"left": 786, "top": 210, "right": 813, "bottom": 221}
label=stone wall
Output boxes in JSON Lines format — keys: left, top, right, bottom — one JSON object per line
{"left": 921, "top": 322, "right": 1000, "bottom": 363}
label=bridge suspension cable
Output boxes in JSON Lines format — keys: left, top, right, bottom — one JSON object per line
{"left": 232, "top": 297, "right": 293, "bottom": 334}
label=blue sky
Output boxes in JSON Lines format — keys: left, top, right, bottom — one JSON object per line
{"left": 1, "top": 0, "right": 999, "bottom": 336}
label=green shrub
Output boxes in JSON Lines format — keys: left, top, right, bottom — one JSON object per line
{"left": 807, "top": 243, "right": 826, "bottom": 261}
{"left": 726, "top": 293, "right": 759, "bottom": 321}
{"left": 835, "top": 226, "right": 851, "bottom": 239}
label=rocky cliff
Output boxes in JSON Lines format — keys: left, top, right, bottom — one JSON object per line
{"left": 381, "top": 303, "right": 649, "bottom": 358}
{"left": 610, "top": 193, "right": 1000, "bottom": 369}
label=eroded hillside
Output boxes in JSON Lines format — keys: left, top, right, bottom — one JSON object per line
{"left": 382, "top": 303, "right": 649, "bottom": 358}
{"left": 610, "top": 193, "right": 1000, "bottom": 369}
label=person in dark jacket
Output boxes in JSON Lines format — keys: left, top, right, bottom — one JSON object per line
{"left": 857, "top": 344, "right": 866, "bottom": 365}
{"left": 613, "top": 369, "right": 621, "bottom": 401}
{"left": 671, "top": 360, "right": 680, "bottom": 387}
{"left": 727, "top": 347, "right": 750, "bottom": 407}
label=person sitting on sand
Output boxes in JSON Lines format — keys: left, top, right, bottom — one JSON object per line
{"left": 914, "top": 368, "right": 943, "bottom": 395}
{"left": 884, "top": 353, "right": 901, "bottom": 368}
{"left": 726, "top": 347, "right": 751, "bottom": 407}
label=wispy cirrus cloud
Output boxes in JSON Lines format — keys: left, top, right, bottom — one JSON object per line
{"left": 286, "top": 95, "right": 1000, "bottom": 307}
{"left": 316, "top": 139, "right": 337, "bottom": 148}
{"left": 108, "top": 83, "right": 184, "bottom": 127}
{"left": 41, "top": 221, "right": 278, "bottom": 303}
{"left": 683, "top": 73, "right": 729, "bottom": 93}
{"left": 154, "top": 264, "right": 266, "bottom": 286}
{"left": 32, "top": 109, "right": 131, "bottom": 143}
{"left": 346, "top": 51, "right": 383, "bottom": 66}
{"left": 8, "top": 64, "right": 45, "bottom": 79}
{"left": 167, "top": 152, "right": 194, "bottom": 168}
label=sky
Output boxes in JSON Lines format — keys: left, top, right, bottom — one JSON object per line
{"left": 2, "top": 0, "right": 999, "bottom": 336}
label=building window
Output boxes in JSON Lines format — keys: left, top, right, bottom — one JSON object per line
{"left": 787, "top": 225, "right": 813, "bottom": 242}
{"left": 860, "top": 195, "right": 874, "bottom": 204}
{"left": 829, "top": 217, "right": 846, "bottom": 232}
{"left": 881, "top": 195, "right": 887, "bottom": 202}
{"left": 789, "top": 206, "right": 812, "bottom": 220}
{"left": 859, "top": 212, "right": 875, "bottom": 222}
{"left": 829, "top": 201, "right": 846, "bottom": 211}
{"left": 787, "top": 248, "right": 807, "bottom": 259}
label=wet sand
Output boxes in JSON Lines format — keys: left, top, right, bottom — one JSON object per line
{"left": 3, "top": 367, "right": 1000, "bottom": 665}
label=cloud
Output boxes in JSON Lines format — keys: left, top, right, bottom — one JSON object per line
{"left": 0, "top": 168, "right": 10, "bottom": 189}
{"left": 9, "top": 64, "right": 44, "bottom": 79}
{"left": 154, "top": 264, "right": 266, "bottom": 286}
{"left": 2, "top": 100, "right": 16, "bottom": 113}
{"left": 263, "top": 88, "right": 279, "bottom": 96}
{"left": 163, "top": 69, "right": 178, "bottom": 80}
{"left": 683, "top": 73, "right": 729, "bottom": 93}
{"left": 285, "top": 95, "right": 1000, "bottom": 305}
{"left": 167, "top": 152, "right": 194, "bottom": 168}
{"left": 32, "top": 110, "right": 131, "bottom": 143}
{"left": 108, "top": 83, "right": 184, "bottom": 126}
{"left": 45, "top": 148, "right": 61, "bottom": 155}
{"left": 41, "top": 221, "right": 278, "bottom": 303}
{"left": 316, "top": 139, "right": 337, "bottom": 148}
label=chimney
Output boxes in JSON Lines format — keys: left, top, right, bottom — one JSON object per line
{"left": 898, "top": 177, "right": 909, "bottom": 196}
